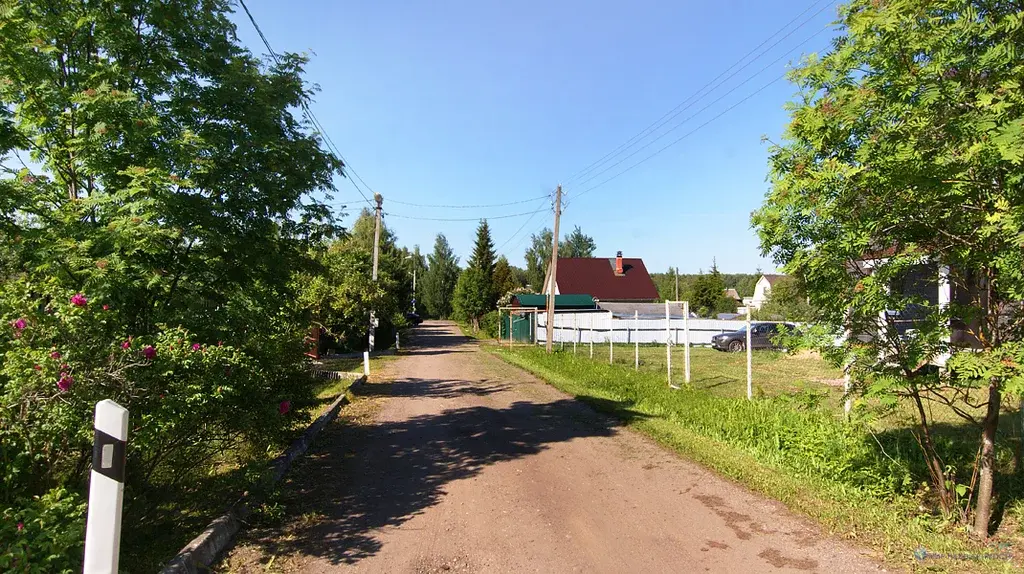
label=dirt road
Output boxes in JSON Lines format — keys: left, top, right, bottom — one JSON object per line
{"left": 224, "top": 321, "right": 885, "bottom": 573}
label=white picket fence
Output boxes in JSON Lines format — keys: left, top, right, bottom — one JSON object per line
{"left": 535, "top": 311, "right": 746, "bottom": 346}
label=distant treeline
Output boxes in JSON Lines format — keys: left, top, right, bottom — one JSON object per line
{"left": 649, "top": 270, "right": 760, "bottom": 302}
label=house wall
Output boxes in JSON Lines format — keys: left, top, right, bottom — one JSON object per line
{"left": 750, "top": 276, "right": 772, "bottom": 310}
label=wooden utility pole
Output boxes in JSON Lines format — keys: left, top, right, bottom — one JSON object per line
{"left": 369, "top": 193, "right": 383, "bottom": 351}
{"left": 545, "top": 185, "right": 562, "bottom": 353}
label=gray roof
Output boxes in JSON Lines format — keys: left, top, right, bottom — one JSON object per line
{"left": 597, "top": 302, "right": 696, "bottom": 319}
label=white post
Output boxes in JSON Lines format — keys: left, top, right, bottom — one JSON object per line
{"left": 363, "top": 351, "right": 370, "bottom": 377}
{"left": 590, "top": 316, "right": 594, "bottom": 359}
{"left": 666, "top": 300, "right": 676, "bottom": 388}
{"left": 395, "top": 332, "right": 400, "bottom": 351}
{"left": 84, "top": 400, "right": 129, "bottom": 574}
{"left": 634, "top": 310, "right": 639, "bottom": 371}
{"left": 938, "top": 264, "right": 951, "bottom": 367}
{"left": 746, "top": 306, "right": 753, "bottom": 400}
{"left": 843, "top": 308, "right": 853, "bottom": 417}
{"left": 683, "top": 301, "right": 691, "bottom": 384}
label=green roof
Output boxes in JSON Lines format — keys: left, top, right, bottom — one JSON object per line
{"left": 511, "top": 294, "right": 595, "bottom": 309}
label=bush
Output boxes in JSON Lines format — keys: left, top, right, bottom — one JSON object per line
{"left": 0, "top": 281, "right": 316, "bottom": 570}
{"left": 480, "top": 311, "right": 501, "bottom": 339}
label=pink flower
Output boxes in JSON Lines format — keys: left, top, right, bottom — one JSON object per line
{"left": 121, "top": 340, "right": 131, "bottom": 350}
{"left": 16, "top": 522, "right": 23, "bottom": 532}
{"left": 12, "top": 318, "right": 26, "bottom": 330}
{"left": 142, "top": 346, "right": 157, "bottom": 360}
{"left": 50, "top": 350, "right": 61, "bottom": 360}
{"left": 191, "top": 343, "right": 201, "bottom": 351}
{"left": 102, "top": 304, "right": 110, "bottom": 311}
{"left": 57, "top": 374, "right": 73, "bottom": 391}
{"left": 70, "top": 293, "right": 88, "bottom": 307}
{"left": 33, "top": 364, "right": 41, "bottom": 371}
{"left": 278, "top": 400, "right": 291, "bottom": 415}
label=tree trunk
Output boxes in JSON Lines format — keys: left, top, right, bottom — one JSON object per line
{"left": 973, "top": 381, "right": 1001, "bottom": 537}
{"left": 912, "top": 389, "right": 953, "bottom": 514}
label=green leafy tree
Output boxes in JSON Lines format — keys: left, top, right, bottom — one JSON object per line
{"left": 689, "top": 263, "right": 736, "bottom": 316}
{"left": 754, "top": 276, "right": 816, "bottom": 321}
{"left": 0, "top": 0, "right": 343, "bottom": 565}
{"left": 422, "top": 233, "right": 460, "bottom": 319}
{"left": 453, "top": 268, "right": 491, "bottom": 331}
{"left": 492, "top": 256, "right": 524, "bottom": 302}
{"left": 524, "top": 228, "right": 554, "bottom": 291}
{"left": 752, "top": 0, "right": 1024, "bottom": 534}
{"left": 560, "top": 226, "right": 597, "bottom": 258}
{"left": 523, "top": 226, "right": 597, "bottom": 291}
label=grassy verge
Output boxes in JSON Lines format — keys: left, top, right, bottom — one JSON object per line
{"left": 489, "top": 346, "right": 1022, "bottom": 573}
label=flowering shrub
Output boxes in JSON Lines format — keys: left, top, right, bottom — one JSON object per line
{"left": 0, "top": 280, "right": 312, "bottom": 569}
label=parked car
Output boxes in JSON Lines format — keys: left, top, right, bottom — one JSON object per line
{"left": 405, "top": 312, "right": 423, "bottom": 326}
{"left": 711, "top": 322, "right": 795, "bottom": 352}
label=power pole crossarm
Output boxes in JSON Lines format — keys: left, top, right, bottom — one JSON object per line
{"left": 545, "top": 185, "right": 561, "bottom": 353}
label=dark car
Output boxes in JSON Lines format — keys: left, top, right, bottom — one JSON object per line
{"left": 711, "top": 322, "right": 795, "bottom": 352}
{"left": 405, "top": 312, "right": 423, "bottom": 326}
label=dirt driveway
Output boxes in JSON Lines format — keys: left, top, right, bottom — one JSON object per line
{"left": 223, "top": 321, "right": 886, "bottom": 573}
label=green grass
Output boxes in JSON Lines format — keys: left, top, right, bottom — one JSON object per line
{"left": 489, "top": 345, "right": 1024, "bottom": 573}
{"left": 575, "top": 342, "right": 845, "bottom": 400}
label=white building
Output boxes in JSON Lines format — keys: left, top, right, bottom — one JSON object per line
{"left": 748, "top": 274, "right": 786, "bottom": 310}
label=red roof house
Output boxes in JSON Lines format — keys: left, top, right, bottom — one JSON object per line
{"left": 543, "top": 252, "right": 659, "bottom": 302}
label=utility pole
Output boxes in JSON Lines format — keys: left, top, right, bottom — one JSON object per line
{"left": 545, "top": 185, "right": 562, "bottom": 353}
{"left": 369, "top": 193, "right": 382, "bottom": 352}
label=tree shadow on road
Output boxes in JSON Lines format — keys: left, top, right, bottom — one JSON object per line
{"left": 354, "top": 377, "right": 513, "bottom": 399}
{"left": 230, "top": 378, "right": 645, "bottom": 567}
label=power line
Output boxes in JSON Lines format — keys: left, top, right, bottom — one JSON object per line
{"left": 238, "top": 0, "right": 375, "bottom": 208}
{"left": 563, "top": 0, "right": 834, "bottom": 188}
{"left": 566, "top": 24, "right": 832, "bottom": 195}
{"left": 506, "top": 220, "right": 549, "bottom": 259}
{"left": 494, "top": 197, "right": 552, "bottom": 255}
{"left": 387, "top": 194, "right": 551, "bottom": 209}
{"left": 567, "top": 73, "right": 787, "bottom": 202}
{"left": 384, "top": 206, "right": 550, "bottom": 222}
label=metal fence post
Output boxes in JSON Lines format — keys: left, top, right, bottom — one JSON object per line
{"left": 746, "top": 306, "right": 753, "bottom": 400}
{"left": 683, "top": 301, "right": 691, "bottom": 384}
{"left": 666, "top": 301, "right": 676, "bottom": 388}
{"left": 589, "top": 316, "right": 594, "bottom": 359}
{"left": 84, "top": 400, "right": 129, "bottom": 574}
{"left": 634, "top": 310, "right": 639, "bottom": 371}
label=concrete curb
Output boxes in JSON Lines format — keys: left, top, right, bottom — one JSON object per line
{"left": 160, "top": 375, "right": 367, "bottom": 573}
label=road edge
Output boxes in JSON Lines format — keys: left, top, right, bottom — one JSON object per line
{"left": 159, "top": 375, "right": 367, "bottom": 574}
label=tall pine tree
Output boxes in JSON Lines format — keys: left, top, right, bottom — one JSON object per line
{"left": 468, "top": 219, "right": 496, "bottom": 279}
{"left": 422, "top": 234, "right": 460, "bottom": 318}
{"left": 468, "top": 219, "right": 497, "bottom": 304}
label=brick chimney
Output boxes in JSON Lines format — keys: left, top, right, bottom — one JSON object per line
{"left": 615, "top": 251, "right": 624, "bottom": 275}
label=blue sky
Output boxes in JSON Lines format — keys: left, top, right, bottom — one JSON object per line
{"left": 231, "top": 0, "right": 841, "bottom": 274}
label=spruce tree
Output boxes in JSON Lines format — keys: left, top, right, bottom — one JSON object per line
{"left": 422, "top": 234, "right": 460, "bottom": 318}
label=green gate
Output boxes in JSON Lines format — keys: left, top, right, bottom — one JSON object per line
{"left": 500, "top": 313, "right": 534, "bottom": 343}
